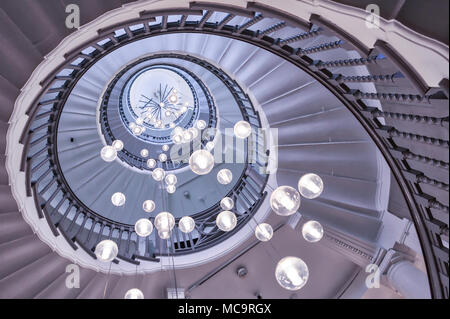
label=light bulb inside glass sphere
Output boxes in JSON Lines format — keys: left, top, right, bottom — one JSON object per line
{"left": 302, "top": 220, "right": 324, "bottom": 243}
{"left": 135, "top": 218, "right": 153, "bottom": 237}
{"left": 158, "top": 153, "right": 167, "bottom": 162}
{"left": 233, "top": 121, "right": 252, "bottom": 139}
{"left": 132, "top": 126, "right": 143, "bottom": 136}
{"left": 136, "top": 117, "right": 144, "bottom": 125}
{"left": 196, "top": 120, "right": 207, "bottom": 130}
{"left": 158, "top": 230, "right": 170, "bottom": 239}
{"left": 298, "top": 173, "right": 324, "bottom": 199}
{"left": 173, "top": 126, "right": 183, "bottom": 135}
{"left": 165, "top": 174, "right": 177, "bottom": 185}
{"left": 275, "top": 256, "right": 309, "bottom": 291}
{"left": 147, "top": 158, "right": 156, "bottom": 168}
{"left": 101, "top": 145, "right": 117, "bottom": 162}
{"left": 142, "top": 200, "right": 155, "bottom": 213}
{"left": 162, "top": 145, "right": 169, "bottom": 152}
{"left": 172, "top": 134, "right": 183, "bottom": 144}
{"left": 188, "top": 127, "right": 198, "bottom": 139}
{"left": 129, "top": 122, "right": 136, "bottom": 129}
{"left": 216, "top": 211, "right": 237, "bottom": 232}
{"left": 168, "top": 94, "right": 178, "bottom": 104}
{"left": 124, "top": 288, "right": 144, "bottom": 299}
{"left": 169, "top": 122, "right": 175, "bottom": 128}
{"left": 152, "top": 168, "right": 165, "bottom": 181}
{"left": 217, "top": 169, "right": 233, "bottom": 185}
{"left": 112, "top": 140, "right": 124, "bottom": 151}
{"left": 189, "top": 150, "right": 214, "bottom": 175}
{"left": 178, "top": 216, "right": 195, "bottom": 233}
{"left": 255, "top": 223, "right": 273, "bottom": 242}
{"left": 270, "top": 186, "right": 300, "bottom": 216}
{"left": 94, "top": 240, "right": 118, "bottom": 262}
{"left": 111, "top": 192, "right": 126, "bottom": 206}
{"left": 140, "top": 149, "right": 149, "bottom": 157}
{"left": 183, "top": 130, "right": 193, "bottom": 142}
{"left": 166, "top": 185, "right": 176, "bottom": 194}
{"left": 154, "top": 212, "right": 175, "bottom": 232}
{"left": 220, "top": 197, "right": 234, "bottom": 210}
{"left": 165, "top": 110, "right": 172, "bottom": 117}
{"left": 180, "top": 105, "right": 188, "bottom": 113}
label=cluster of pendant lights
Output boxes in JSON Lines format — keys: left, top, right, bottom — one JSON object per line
{"left": 270, "top": 173, "right": 325, "bottom": 291}
{"left": 98, "top": 108, "right": 325, "bottom": 296}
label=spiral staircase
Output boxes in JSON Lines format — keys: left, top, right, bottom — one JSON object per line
{"left": 0, "top": 0, "right": 448, "bottom": 299}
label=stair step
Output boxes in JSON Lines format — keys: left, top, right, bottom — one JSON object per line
{"left": 277, "top": 141, "right": 379, "bottom": 182}
{"left": 0, "top": 252, "right": 67, "bottom": 298}
{"left": 277, "top": 168, "right": 382, "bottom": 217}
{"left": 0, "top": 212, "right": 33, "bottom": 243}
{"left": 299, "top": 199, "right": 382, "bottom": 242}
{"left": 34, "top": 267, "right": 97, "bottom": 299}
{"left": 0, "top": 9, "right": 42, "bottom": 88}
{"left": 0, "top": 234, "right": 51, "bottom": 280}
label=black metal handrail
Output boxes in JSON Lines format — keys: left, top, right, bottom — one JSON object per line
{"left": 18, "top": 3, "right": 448, "bottom": 297}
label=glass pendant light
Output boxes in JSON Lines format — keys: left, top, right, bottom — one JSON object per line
{"left": 158, "top": 153, "right": 167, "bottom": 162}
{"left": 270, "top": 186, "right": 300, "bottom": 216}
{"left": 132, "top": 125, "right": 144, "bottom": 136}
{"left": 216, "top": 211, "right": 237, "bottom": 232}
{"left": 162, "top": 145, "right": 169, "bottom": 152}
{"left": 180, "top": 105, "right": 188, "bottom": 113}
{"left": 112, "top": 140, "right": 124, "bottom": 151}
{"left": 152, "top": 168, "right": 165, "bottom": 181}
{"left": 111, "top": 192, "right": 126, "bottom": 206}
{"left": 220, "top": 197, "right": 234, "bottom": 210}
{"left": 165, "top": 174, "right": 177, "bottom": 185}
{"left": 217, "top": 169, "right": 233, "bottom": 185}
{"left": 158, "top": 230, "right": 171, "bottom": 239}
{"left": 189, "top": 150, "right": 214, "bottom": 175}
{"left": 166, "top": 185, "right": 176, "bottom": 194}
{"left": 142, "top": 200, "right": 155, "bottom": 213}
{"left": 275, "top": 256, "right": 309, "bottom": 291}
{"left": 136, "top": 117, "right": 144, "bottom": 125}
{"left": 178, "top": 216, "right": 195, "bottom": 233}
{"left": 183, "top": 130, "right": 194, "bottom": 142}
{"left": 255, "top": 223, "right": 273, "bottom": 242}
{"left": 100, "top": 145, "right": 117, "bottom": 162}
{"left": 188, "top": 127, "right": 198, "bottom": 139}
{"left": 173, "top": 126, "right": 183, "bottom": 135}
{"left": 154, "top": 212, "right": 175, "bottom": 233}
{"left": 135, "top": 218, "right": 153, "bottom": 237}
{"left": 168, "top": 94, "right": 178, "bottom": 104}
{"left": 94, "top": 240, "right": 118, "bottom": 262}
{"left": 147, "top": 158, "right": 156, "bottom": 168}
{"left": 196, "top": 120, "right": 207, "bottom": 130}
{"left": 302, "top": 220, "right": 324, "bottom": 243}
{"left": 140, "top": 149, "right": 149, "bottom": 157}
{"left": 172, "top": 133, "right": 183, "bottom": 144}
{"left": 233, "top": 121, "right": 252, "bottom": 139}
{"left": 298, "top": 173, "right": 324, "bottom": 199}
{"left": 124, "top": 288, "right": 144, "bottom": 299}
